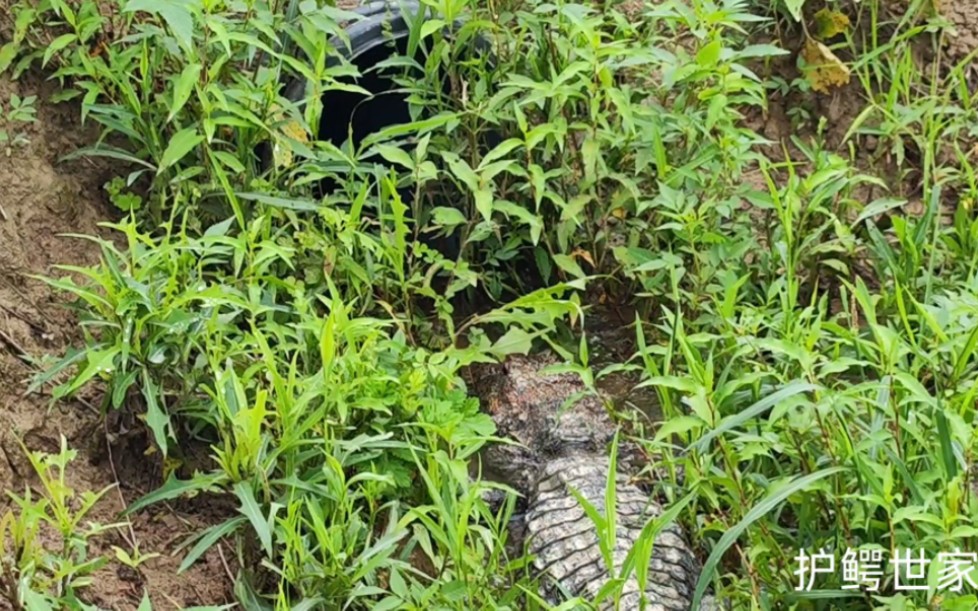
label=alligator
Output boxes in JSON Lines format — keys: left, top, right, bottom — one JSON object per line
{"left": 467, "top": 353, "right": 715, "bottom": 610}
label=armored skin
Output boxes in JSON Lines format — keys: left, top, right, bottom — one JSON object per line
{"left": 467, "top": 354, "right": 713, "bottom": 611}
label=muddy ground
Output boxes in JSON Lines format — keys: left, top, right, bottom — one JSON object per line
{"left": 0, "top": 74, "right": 233, "bottom": 609}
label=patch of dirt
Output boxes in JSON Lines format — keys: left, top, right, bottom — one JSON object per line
{"left": 939, "top": 0, "right": 978, "bottom": 70}
{"left": 0, "top": 73, "right": 234, "bottom": 609}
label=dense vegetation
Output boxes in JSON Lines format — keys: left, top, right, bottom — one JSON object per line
{"left": 3, "top": 0, "right": 978, "bottom": 609}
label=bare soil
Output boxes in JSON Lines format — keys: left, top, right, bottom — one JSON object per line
{"left": 0, "top": 74, "right": 233, "bottom": 609}
{"left": 939, "top": 0, "right": 978, "bottom": 71}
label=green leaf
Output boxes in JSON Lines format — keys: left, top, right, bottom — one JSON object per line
{"left": 637, "top": 375, "right": 700, "bottom": 394}
{"left": 136, "top": 592, "right": 152, "bottom": 611}
{"left": 892, "top": 505, "right": 944, "bottom": 528}
{"left": 419, "top": 18, "right": 446, "bottom": 40}
{"left": 691, "top": 381, "right": 820, "bottom": 453}
{"left": 442, "top": 151, "right": 479, "bottom": 192}
{"left": 288, "top": 600, "right": 326, "bottom": 611}
{"left": 126, "top": 472, "right": 228, "bottom": 515}
{"left": 375, "top": 144, "right": 415, "bottom": 170}
{"left": 494, "top": 200, "right": 544, "bottom": 245}
{"left": 734, "top": 44, "right": 789, "bottom": 59}
{"left": 854, "top": 197, "right": 906, "bottom": 225}
{"left": 28, "top": 347, "right": 86, "bottom": 395}
{"left": 621, "top": 491, "right": 696, "bottom": 592}
{"left": 705, "top": 93, "right": 727, "bottom": 131}
{"left": 581, "top": 136, "right": 599, "bottom": 183}
{"left": 553, "top": 254, "right": 586, "bottom": 279}
{"left": 125, "top": 0, "right": 195, "bottom": 49}
{"left": 474, "top": 188, "right": 493, "bottom": 222}
{"left": 168, "top": 62, "right": 202, "bottom": 122}
{"left": 212, "top": 150, "right": 245, "bottom": 174}
{"left": 695, "top": 39, "right": 722, "bottom": 67}
{"left": 490, "top": 328, "right": 534, "bottom": 357}
{"left": 653, "top": 415, "right": 704, "bottom": 441}
{"left": 479, "top": 138, "right": 523, "bottom": 168}
{"left": 178, "top": 517, "right": 247, "bottom": 573}
{"left": 22, "top": 588, "right": 55, "bottom": 611}
{"left": 882, "top": 445, "right": 924, "bottom": 505}
{"left": 936, "top": 407, "right": 959, "bottom": 481}
{"left": 951, "top": 323, "right": 978, "bottom": 384}
{"left": 60, "top": 347, "right": 119, "bottom": 397}
{"left": 690, "top": 467, "right": 846, "bottom": 609}
{"left": 234, "top": 481, "right": 273, "bottom": 557}
{"left": 784, "top": 0, "right": 805, "bottom": 21}
{"left": 157, "top": 127, "right": 203, "bottom": 174}
{"left": 42, "top": 33, "right": 76, "bottom": 67}
{"left": 0, "top": 43, "right": 20, "bottom": 75}
{"left": 61, "top": 145, "right": 158, "bottom": 170}
{"left": 236, "top": 191, "right": 319, "bottom": 211}
{"left": 430, "top": 206, "right": 467, "bottom": 228}
{"left": 204, "top": 217, "right": 236, "bottom": 237}
{"left": 142, "top": 372, "right": 171, "bottom": 456}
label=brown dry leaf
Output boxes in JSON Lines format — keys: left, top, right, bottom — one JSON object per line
{"left": 814, "top": 8, "right": 850, "bottom": 39}
{"left": 571, "top": 248, "right": 595, "bottom": 268}
{"left": 801, "top": 38, "right": 851, "bottom": 93}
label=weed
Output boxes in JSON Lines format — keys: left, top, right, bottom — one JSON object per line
{"left": 0, "top": 93, "right": 36, "bottom": 154}
{"left": 103, "top": 176, "right": 143, "bottom": 212}
{"left": 0, "top": 437, "right": 114, "bottom": 610}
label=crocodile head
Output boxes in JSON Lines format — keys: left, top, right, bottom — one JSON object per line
{"left": 466, "top": 354, "right": 617, "bottom": 494}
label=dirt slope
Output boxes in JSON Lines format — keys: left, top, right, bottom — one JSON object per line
{"left": 0, "top": 74, "right": 232, "bottom": 609}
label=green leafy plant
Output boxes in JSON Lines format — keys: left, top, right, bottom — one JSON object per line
{"left": 0, "top": 437, "right": 115, "bottom": 610}
{"left": 1, "top": 93, "right": 37, "bottom": 154}
{"left": 103, "top": 176, "right": 143, "bottom": 212}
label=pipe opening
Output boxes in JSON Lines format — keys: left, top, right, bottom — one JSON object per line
{"left": 320, "top": 36, "right": 419, "bottom": 155}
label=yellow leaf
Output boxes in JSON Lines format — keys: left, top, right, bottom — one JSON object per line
{"left": 273, "top": 119, "right": 308, "bottom": 169}
{"left": 281, "top": 119, "right": 309, "bottom": 144}
{"left": 814, "top": 8, "right": 850, "bottom": 39}
{"left": 265, "top": 102, "right": 309, "bottom": 169}
{"left": 162, "top": 455, "right": 183, "bottom": 480}
{"left": 571, "top": 248, "right": 595, "bottom": 268}
{"left": 273, "top": 142, "right": 293, "bottom": 169}
{"left": 800, "top": 38, "right": 851, "bottom": 93}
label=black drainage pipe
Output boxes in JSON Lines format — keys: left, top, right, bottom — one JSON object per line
{"left": 272, "top": 1, "right": 487, "bottom": 195}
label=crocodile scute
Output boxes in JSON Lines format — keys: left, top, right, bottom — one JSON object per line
{"left": 466, "top": 354, "right": 717, "bottom": 610}
{"left": 527, "top": 456, "right": 699, "bottom": 610}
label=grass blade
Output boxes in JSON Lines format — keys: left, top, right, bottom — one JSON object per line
{"left": 690, "top": 466, "right": 846, "bottom": 608}
{"left": 178, "top": 517, "right": 247, "bottom": 574}
{"left": 691, "top": 381, "right": 819, "bottom": 453}
{"left": 234, "top": 481, "right": 273, "bottom": 557}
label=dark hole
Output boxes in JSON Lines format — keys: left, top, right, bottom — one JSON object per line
{"left": 317, "top": 34, "right": 438, "bottom": 197}
{"left": 319, "top": 36, "right": 415, "bottom": 156}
